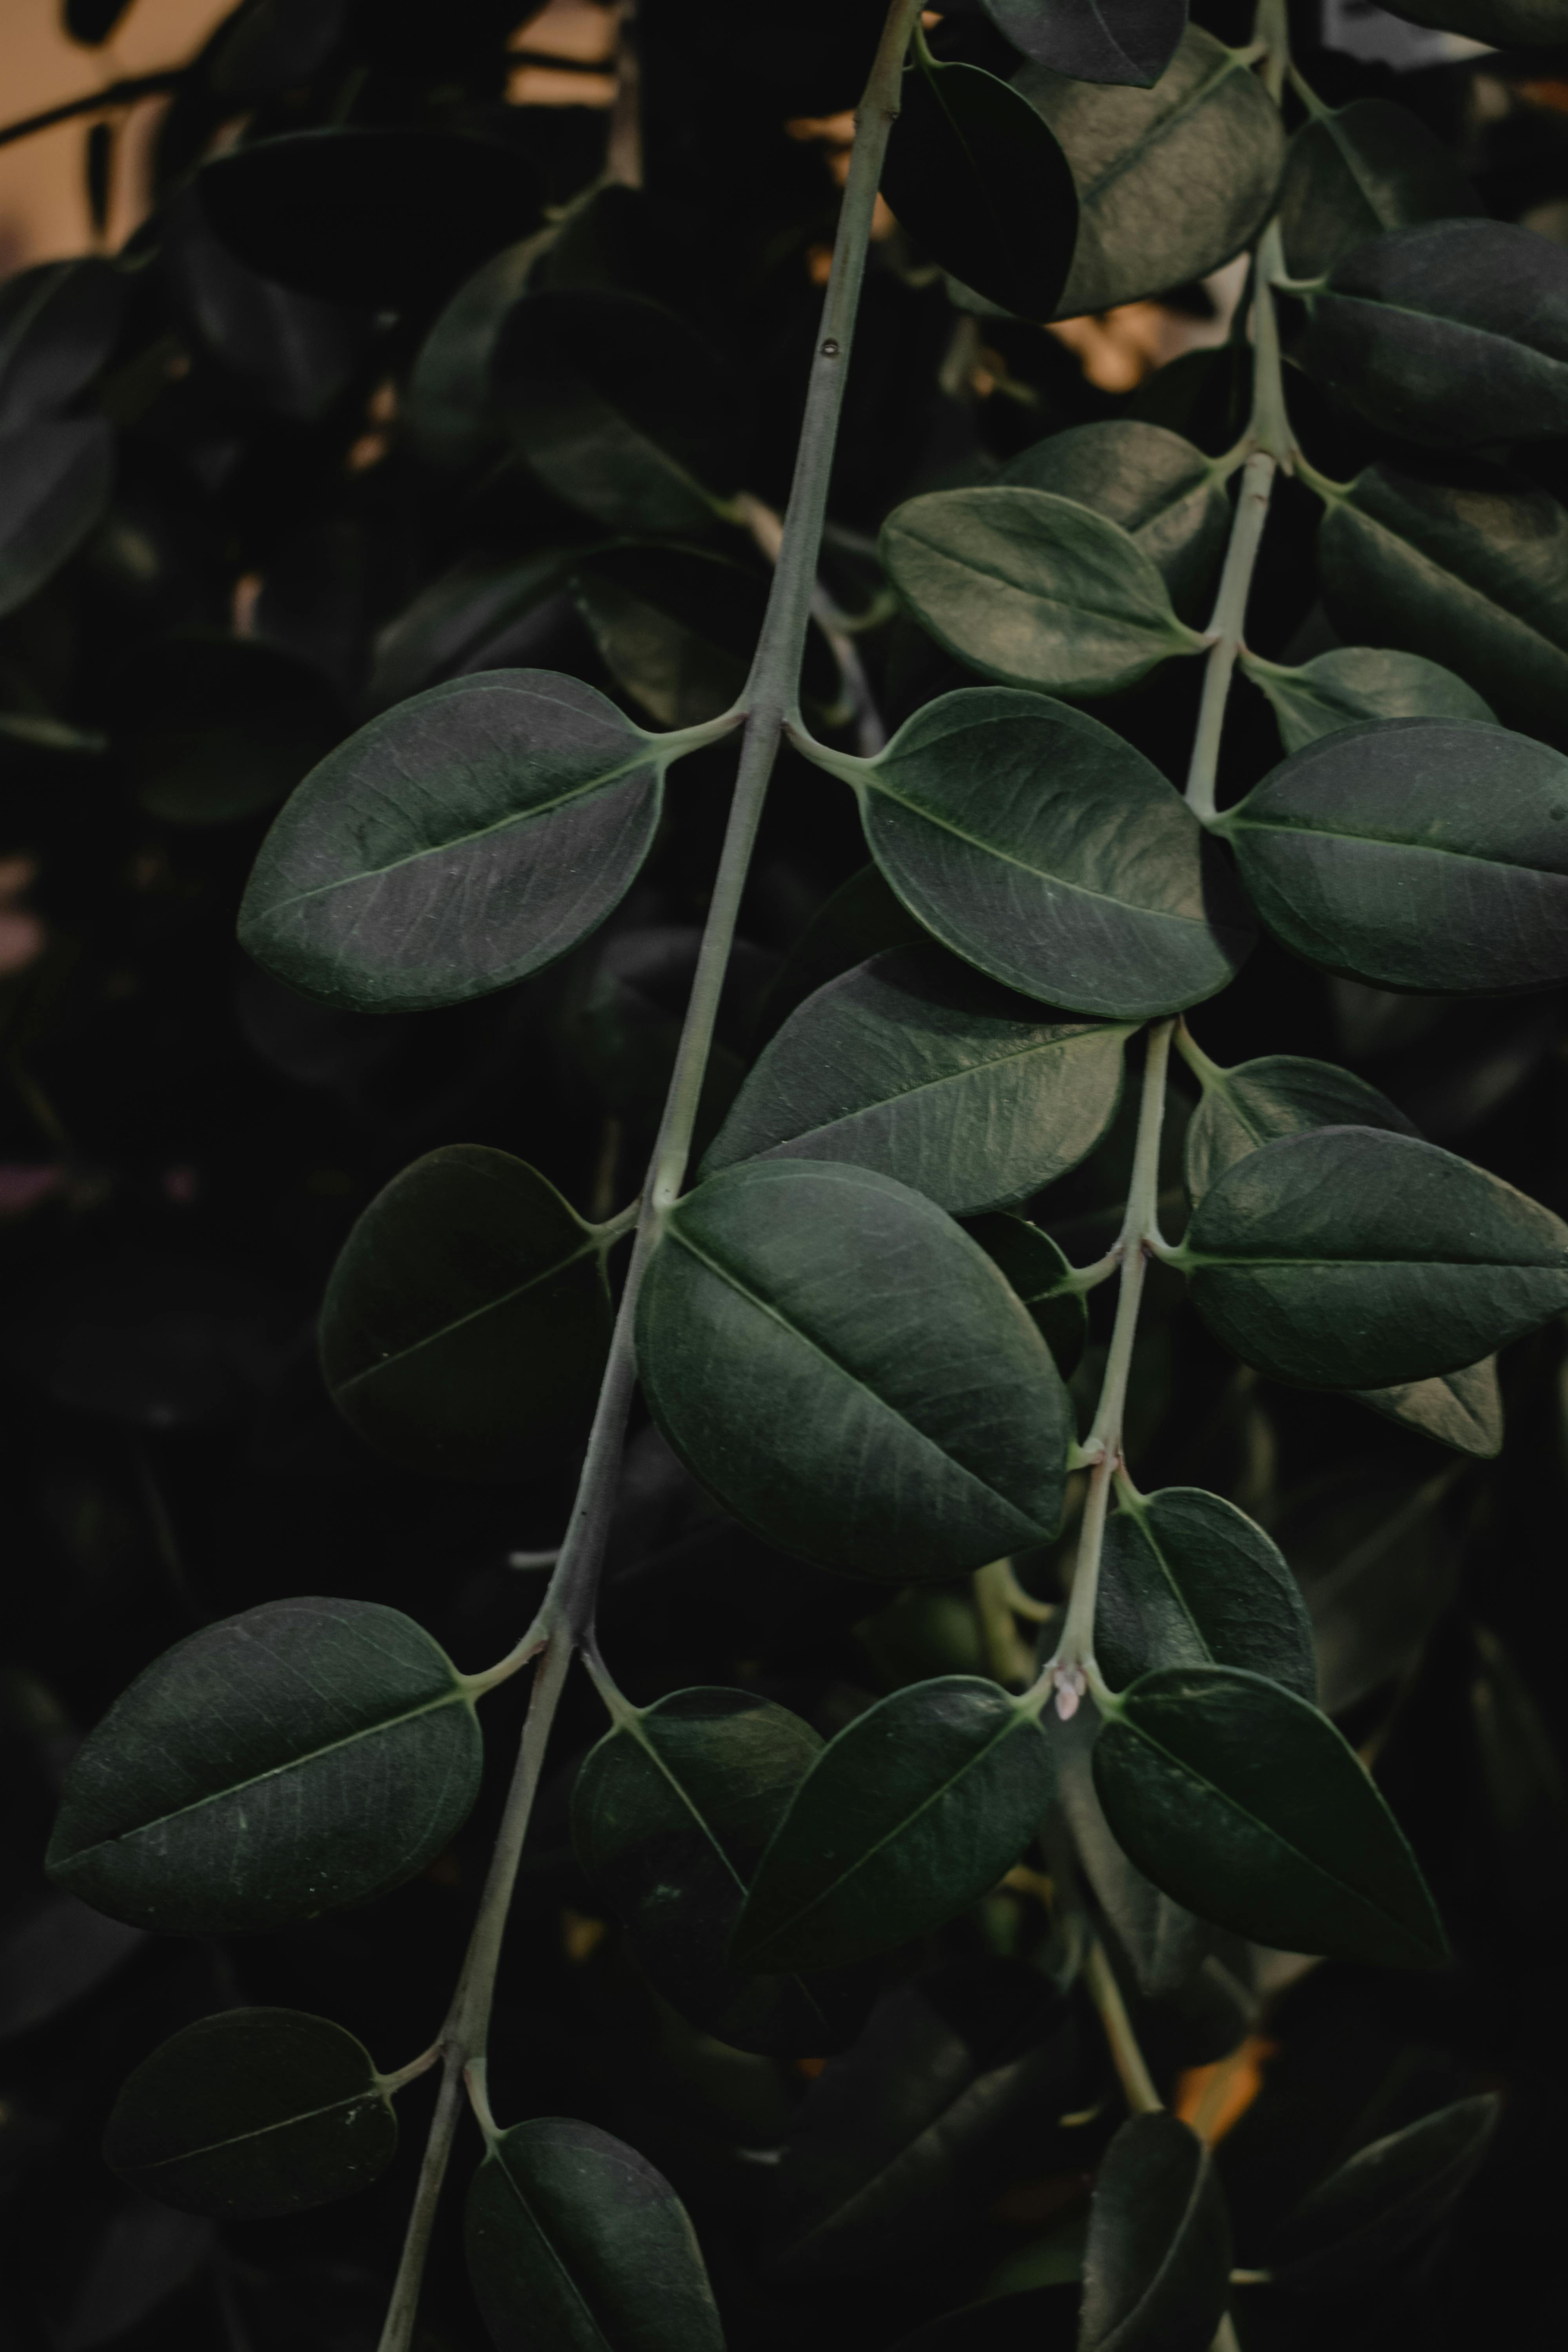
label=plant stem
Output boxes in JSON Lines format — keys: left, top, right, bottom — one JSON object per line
{"left": 1083, "top": 1936, "right": 1160, "bottom": 2113}
{"left": 1183, "top": 449, "right": 1275, "bottom": 827}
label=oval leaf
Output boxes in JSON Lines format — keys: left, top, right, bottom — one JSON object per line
{"left": 0, "top": 256, "right": 129, "bottom": 430}
{"left": 999, "top": 419, "right": 1229, "bottom": 622}
{"left": 985, "top": 0, "right": 1187, "bottom": 89}
{"left": 1080, "top": 2112, "right": 1232, "bottom": 2352}
{"left": 883, "top": 487, "right": 1204, "bottom": 699}
{"left": 0, "top": 417, "right": 112, "bottom": 619}
{"left": 702, "top": 944, "right": 1133, "bottom": 1213}
{"left": 636, "top": 1159, "right": 1072, "bottom": 1580}
{"left": 1221, "top": 717, "right": 1568, "bottom": 995}
{"left": 731, "top": 1679, "right": 1057, "bottom": 1971}
{"left": 1097, "top": 1486, "right": 1317, "bottom": 1700}
{"left": 1268, "top": 2094, "right": 1501, "bottom": 2293}
{"left": 46, "top": 1599, "right": 482, "bottom": 1933}
{"left": 319, "top": 1145, "right": 612, "bottom": 1481}
{"left": 104, "top": 2009, "right": 397, "bottom": 2220}
{"left": 1279, "top": 97, "right": 1482, "bottom": 281}
{"left": 238, "top": 671, "right": 678, "bottom": 1014}
{"left": 466, "top": 2117, "right": 724, "bottom": 2352}
{"left": 1183, "top": 1051, "right": 1419, "bottom": 1205}
{"left": 1185, "top": 1126, "right": 1568, "bottom": 1389}
{"left": 1241, "top": 646, "right": 1495, "bottom": 756}
{"left": 1092, "top": 1664, "right": 1448, "bottom": 1966}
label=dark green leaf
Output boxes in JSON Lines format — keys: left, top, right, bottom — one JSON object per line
{"left": 573, "top": 546, "right": 842, "bottom": 731}
{"left": 965, "top": 1212, "right": 1088, "bottom": 1375}
{"left": 1097, "top": 1486, "right": 1316, "bottom": 1700}
{"left": 492, "top": 290, "right": 743, "bottom": 536}
{"left": 882, "top": 51, "right": 1078, "bottom": 321}
{"left": 1056, "top": 1708, "right": 1209, "bottom": 1996}
{"left": 999, "top": 420, "right": 1229, "bottom": 623}
{"left": 1016, "top": 28, "right": 1285, "bottom": 320}
{"left": 0, "top": 418, "right": 112, "bottom": 619}
{"left": 466, "top": 2118, "right": 724, "bottom": 2352}
{"left": 1302, "top": 221, "right": 1568, "bottom": 447}
{"left": 1377, "top": 1, "right": 1568, "bottom": 51}
{"left": 702, "top": 944, "right": 1132, "bottom": 1213}
{"left": 319, "top": 1145, "right": 612, "bottom": 1481}
{"left": 1355, "top": 1358, "right": 1503, "bottom": 1458}
{"left": 883, "top": 488, "right": 1204, "bottom": 698}
{"left": 1279, "top": 98, "right": 1482, "bottom": 281}
{"left": 571, "top": 1688, "right": 860, "bottom": 2057}
{"left": 1280, "top": 1466, "right": 1461, "bottom": 1717}
{"left": 111, "top": 633, "right": 345, "bottom": 826}
{"left": 1080, "top": 2112, "right": 1231, "bottom": 2352}
{"left": 0, "top": 257, "right": 128, "bottom": 430}
{"left": 1268, "top": 2094, "right": 1501, "bottom": 2292}
{"left": 366, "top": 549, "right": 597, "bottom": 712}
{"left": 46, "top": 1599, "right": 482, "bottom": 1933}
{"left": 985, "top": 0, "right": 1186, "bottom": 89}
{"left": 404, "top": 240, "right": 542, "bottom": 470}
{"left": 162, "top": 187, "right": 366, "bottom": 425}
{"left": 752, "top": 864, "right": 925, "bottom": 1046}
{"left": 732, "top": 1678, "right": 1057, "bottom": 1970}
{"left": 826, "top": 688, "right": 1254, "bottom": 1020}
{"left": 1185, "top": 1126, "right": 1568, "bottom": 1388}
{"left": 1241, "top": 647, "right": 1495, "bottom": 756}
{"left": 1317, "top": 462, "right": 1568, "bottom": 747}
{"left": 1092, "top": 1665, "right": 1448, "bottom": 1965}
{"left": 238, "top": 670, "right": 683, "bottom": 1014}
{"left": 1220, "top": 717, "right": 1568, "bottom": 995}
{"left": 199, "top": 130, "right": 544, "bottom": 310}
{"left": 104, "top": 2009, "right": 397, "bottom": 2220}
{"left": 637, "top": 1160, "right": 1072, "bottom": 1580}
{"left": 1183, "top": 1051, "right": 1419, "bottom": 1205}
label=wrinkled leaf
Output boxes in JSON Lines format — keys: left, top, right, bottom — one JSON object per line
{"left": 1241, "top": 646, "right": 1495, "bottom": 756}
{"left": 1097, "top": 1485, "right": 1316, "bottom": 1699}
{"left": 1080, "top": 2112, "right": 1231, "bottom": 2352}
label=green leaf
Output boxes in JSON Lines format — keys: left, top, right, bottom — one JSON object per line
{"left": 880, "top": 51, "right": 1078, "bottom": 321}
{"left": 964, "top": 1212, "right": 1088, "bottom": 1376}
{"left": 1016, "top": 27, "right": 1285, "bottom": 320}
{"left": 571, "top": 1688, "right": 861, "bottom": 2057}
{"left": 573, "top": 546, "right": 843, "bottom": 732}
{"left": 1185, "top": 1126, "right": 1568, "bottom": 1389}
{"left": 830, "top": 688, "right": 1254, "bottom": 1021}
{"left": 636, "top": 1160, "right": 1072, "bottom": 1580}
{"left": 1056, "top": 1709, "right": 1209, "bottom": 1996}
{"left": 0, "top": 418, "right": 112, "bottom": 619}
{"left": 1302, "top": 221, "right": 1568, "bottom": 448}
{"left": 882, "top": 487, "right": 1204, "bottom": 699}
{"left": 1268, "top": 2094, "right": 1501, "bottom": 2293}
{"left": 1279, "top": 1466, "right": 1461, "bottom": 1718}
{"left": 1097, "top": 1486, "right": 1316, "bottom": 1700}
{"left": 466, "top": 2118, "right": 724, "bottom": 2352}
{"left": 0, "top": 256, "right": 128, "bottom": 430}
{"left": 1079, "top": 2112, "right": 1231, "bottom": 2352}
{"left": 103, "top": 2009, "right": 397, "bottom": 2220}
{"left": 701, "top": 944, "right": 1133, "bottom": 1213}
{"left": 1183, "top": 1051, "right": 1419, "bottom": 1206}
{"left": 1241, "top": 646, "right": 1495, "bottom": 757}
{"left": 111, "top": 632, "right": 346, "bottom": 826}
{"left": 752, "top": 865, "right": 926, "bottom": 1047}
{"left": 238, "top": 670, "right": 686, "bottom": 1014}
{"left": 998, "top": 420, "right": 1229, "bottom": 624}
{"left": 731, "top": 1678, "right": 1057, "bottom": 1971}
{"left": 46, "top": 1599, "right": 483, "bottom": 1933}
{"left": 404, "top": 238, "right": 542, "bottom": 470}
{"left": 1092, "top": 1665, "right": 1448, "bottom": 1966}
{"left": 985, "top": 0, "right": 1187, "bottom": 89}
{"left": 319, "top": 1145, "right": 612, "bottom": 1482}
{"left": 1317, "top": 461, "right": 1568, "bottom": 747}
{"left": 1220, "top": 717, "right": 1568, "bottom": 996}
{"left": 1279, "top": 97, "right": 1482, "bottom": 281}
{"left": 1356, "top": 1358, "right": 1503, "bottom": 1458}
{"left": 366, "top": 548, "right": 598, "bottom": 713}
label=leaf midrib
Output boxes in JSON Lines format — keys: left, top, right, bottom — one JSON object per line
{"left": 1232, "top": 809, "right": 1568, "bottom": 881}
{"left": 333, "top": 1234, "right": 600, "bottom": 1396}
{"left": 901, "top": 514, "right": 1174, "bottom": 640}
{"left": 135, "top": 2086, "right": 385, "bottom": 2172}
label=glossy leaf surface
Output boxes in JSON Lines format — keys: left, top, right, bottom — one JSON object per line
{"left": 1183, "top": 1052, "right": 1419, "bottom": 1205}
{"left": 1242, "top": 646, "right": 1494, "bottom": 756}
{"left": 239, "top": 671, "right": 674, "bottom": 1014}
{"left": 1186, "top": 1126, "right": 1568, "bottom": 1388}
{"left": 1096, "top": 1486, "right": 1316, "bottom": 1700}
{"left": 998, "top": 419, "right": 1229, "bottom": 622}
{"left": 466, "top": 2118, "right": 724, "bottom": 2352}
{"left": 985, "top": 0, "right": 1187, "bottom": 88}
{"left": 1093, "top": 1665, "right": 1448, "bottom": 1965}
{"left": 702, "top": 944, "right": 1132, "bottom": 1212}
{"left": 637, "top": 1160, "right": 1071, "bottom": 1579}
{"left": 47, "top": 1599, "right": 482, "bottom": 1933}
{"left": 1080, "top": 2112, "right": 1231, "bottom": 2352}
{"left": 1269, "top": 2094, "right": 1500, "bottom": 2292}
{"left": 104, "top": 2009, "right": 396, "bottom": 2220}
{"left": 1279, "top": 98, "right": 1482, "bottom": 281}
{"left": 0, "top": 417, "right": 112, "bottom": 618}
{"left": 0, "top": 256, "right": 128, "bottom": 430}
{"left": 732, "top": 1678, "right": 1056, "bottom": 1970}
{"left": 319, "top": 1146, "right": 611, "bottom": 1481}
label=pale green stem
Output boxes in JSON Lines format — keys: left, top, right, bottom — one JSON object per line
{"left": 1083, "top": 1937, "right": 1160, "bottom": 2114}
{"left": 1183, "top": 447, "right": 1276, "bottom": 828}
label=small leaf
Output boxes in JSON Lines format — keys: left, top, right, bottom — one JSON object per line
{"left": 46, "top": 1599, "right": 483, "bottom": 1933}
{"left": 1017, "top": 28, "right": 1285, "bottom": 320}
{"left": 636, "top": 1160, "right": 1072, "bottom": 1580}
{"left": 1185, "top": 1126, "right": 1568, "bottom": 1389}
{"left": 1080, "top": 2112, "right": 1232, "bottom": 2352}
{"left": 571, "top": 1688, "right": 862, "bottom": 2057}
{"left": 828, "top": 687, "right": 1253, "bottom": 1021}
{"left": 1268, "top": 2094, "right": 1501, "bottom": 2293}
{"left": 883, "top": 487, "right": 1204, "bottom": 699}
{"left": 238, "top": 671, "right": 683, "bottom": 1014}
{"left": 466, "top": 2118, "right": 724, "bottom": 2352}
{"left": 702, "top": 944, "right": 1132, "bottom": 1213}
{"left": 1183, "top": 1051, "right": 1419, "bottom": 1205}
{"left": 985, "top": 0, "right": 1187, "bottom": 89}
{"left": 319, "top": 1146, "right": 612, "bottom": 1482}
{"left": 1092, "top": 1665, "right": 1448, "bottom": 1966}
{"left": 1220, "top": 717, "right": 1568, "bottom": 996}
{"left": 104, "top": 2009, "right": 397, "bottom": 2220}
{"left": 1301, "top": 221, "right": 1568, "bottom": 447}
{"left": 1279, "top": 97, "right": 1482, "bottom": 281}
{"left": 732, "top": 1678, "right": 1057, "bottom": 1971}
{"left": 965, "top": 1212, "right": 1088, "bottom": 1376}
{"left": 999, "top": 419, "right": 1229, "bottom": 622}
{"left": 1097, "top": 1486, "right": 1316, "bottom": 1700}
{"left": 1356, "top": 1358, "right": 1503, "bottom": 1458}
{"left": 0, "top": 418, "right": 112, "bottom": 619}
{"left": 1241, "top": 646, "right": 1495, "bottom": 756}
{"left": 0, "top": 256, "right": 129, "bottom": 430}
{"left": 881, "top": 51, "right": 1078, "bottom": 321}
